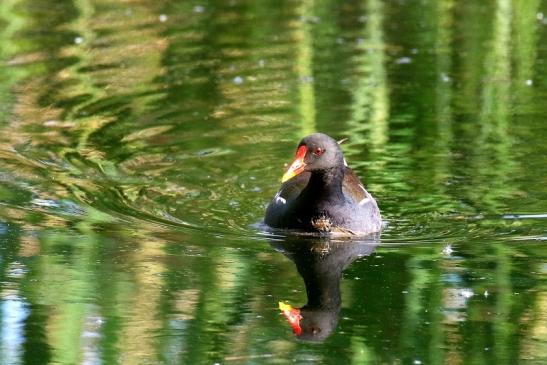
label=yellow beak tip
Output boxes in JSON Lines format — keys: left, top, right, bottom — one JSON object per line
{"left": 279, "top": 302, "right": 292, "bottom": 311}
{"left": 281, "top": 173, "right": 292, "bottom": 183}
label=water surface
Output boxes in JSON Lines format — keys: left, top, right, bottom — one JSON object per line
{"left": 0, "top": 0, "right": 546, "bottom": 364}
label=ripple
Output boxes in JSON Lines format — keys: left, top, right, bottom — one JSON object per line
{"left": 502, "top": 213, "right": 547, "bottom": 219}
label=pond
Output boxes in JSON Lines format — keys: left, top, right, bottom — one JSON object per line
{"left": 0, "top": 0, "right": 546, "bottom": 364}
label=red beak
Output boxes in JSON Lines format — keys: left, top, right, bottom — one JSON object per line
{"left": 282, "top": 145, "right": 307, "bottom": 183}
{"left": 279, "top": 302, "right": 302, "bottom": 335}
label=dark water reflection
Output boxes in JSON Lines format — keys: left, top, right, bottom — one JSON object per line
{"left": 1, "top": 0, "right": 546, "bottom": 364}
{"left": 274, "top": 238, "right": 378, "bottom": 342}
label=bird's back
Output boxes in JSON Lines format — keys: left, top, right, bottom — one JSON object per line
{"left": 265, "top": 167, "right": 381, "bottom": 235}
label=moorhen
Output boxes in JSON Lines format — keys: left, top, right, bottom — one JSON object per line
{"left": 265, "top": 133, "right": 381, "bottom": 235}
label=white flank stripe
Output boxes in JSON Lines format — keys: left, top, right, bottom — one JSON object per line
{"left": 359, "top": 198, "right": 370, "bottom": 206}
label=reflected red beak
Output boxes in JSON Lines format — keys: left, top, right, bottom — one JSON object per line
{"left": 279, "top": 302, "right": 302, "bottom": 335}
{"left": 282, "top": 146, "right": 307, "bottom": 183}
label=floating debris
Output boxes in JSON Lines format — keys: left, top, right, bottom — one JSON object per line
{"left": 300, "top": 15, "right": 320, "bottom": 24}
{"left": 395, "top": 56, "right": 412, "bottom": 64}
{"left": 441, "top": 73, "right": 451, "bottom": 83}
{"left": 233, "top": 76, "right": 244, "bottom": 85}
{"left": 299, "top": 75, "right": 314, "bottom": 83}
{"left": 193, "top": 5, "right": 205, "bottom": 13}
{"left": 459, "top": 288, "right": 474, "bottom": 299}
{"left": 442, "top": 244, "right": 453, "bottom": 256}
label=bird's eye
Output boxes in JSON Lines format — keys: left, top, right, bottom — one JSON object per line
{"left": 313, "top": 147, "right": 325, "bottom": 156}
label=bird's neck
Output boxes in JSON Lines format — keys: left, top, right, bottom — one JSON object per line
{"left": 306, "top": 166, "right": 345, "bottom": 201}
{"left": 302, "top": 268, "right": 342, "bottom": 310}
{"left": 292, "top": 252, "right": 342, "bottom": 310}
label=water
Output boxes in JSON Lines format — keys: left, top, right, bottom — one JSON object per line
{"left": 0, "top": 0, "right": 546, "bottom": 364}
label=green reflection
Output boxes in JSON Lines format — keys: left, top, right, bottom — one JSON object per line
{"left": 347, "top": 0, "right": 389, "bottom": 155}
{"left": 0, "top": 0, "right": 545, "bottom": 364}
{"left": 294, "top": 0, "right": 316, "bottom": 136}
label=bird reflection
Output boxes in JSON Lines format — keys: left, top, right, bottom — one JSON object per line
{"left": 271, "top": 237, "right": 377, "bottom": 341}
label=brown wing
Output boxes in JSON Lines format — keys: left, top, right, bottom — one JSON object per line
{"left": 342, "top": 167, "right": 368, "bottom": 204}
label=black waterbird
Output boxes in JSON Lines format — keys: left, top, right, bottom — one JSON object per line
{"left": 265, "top": 133, "right": 381, "bottom": 235}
